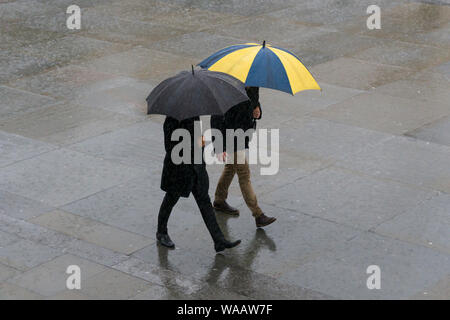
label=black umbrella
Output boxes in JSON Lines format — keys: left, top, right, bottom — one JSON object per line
{"left": 146, "top": 66, "right": 249, "bottom": 121}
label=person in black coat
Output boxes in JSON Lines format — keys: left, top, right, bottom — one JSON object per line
{"left": 157, "top": 116, "right": 241, "bottom": 252}
{"left": 210, "top": 87, "right": 276, "bottom": 228}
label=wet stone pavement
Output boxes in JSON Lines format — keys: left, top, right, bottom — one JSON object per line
{"left": 1, "top": 0, "right": 450, "bottom": 300}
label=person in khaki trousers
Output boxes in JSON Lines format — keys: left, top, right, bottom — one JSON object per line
{"left": 211, "top": 87, "right": 276, "bottom": 228}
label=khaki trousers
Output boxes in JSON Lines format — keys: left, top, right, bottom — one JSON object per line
{"left": 214, "top": 151, "right": 263, "bottom": 217}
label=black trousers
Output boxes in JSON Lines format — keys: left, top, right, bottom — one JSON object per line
{"left": 157, "top": 169, "right": 225, "bottom": 244}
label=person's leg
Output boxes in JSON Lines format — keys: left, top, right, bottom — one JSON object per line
{"left": 157, "top": 192, "right": 180, "bottom": 247}
{"left": 214, "top": 163, "right": 236, "bottom": 203}
{"left": 193, "top": 168, "right": 241, "bottom": 252}
{"left": 235, "top": 153, "right": 277, "bottom": 227}
{"left": 235, "top": 155, "right": 263, "bottom": 217}
{"left": 214, "top": 154, "right": 239, "bottom": 214}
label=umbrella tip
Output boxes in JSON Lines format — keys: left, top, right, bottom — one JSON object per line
{"left": 262, "top": 40, "right": 266, "bottom": 48}
{"left": 191, "top": 65, "right": 194, "bottom": 75}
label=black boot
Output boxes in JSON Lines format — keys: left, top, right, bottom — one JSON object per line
{"left": 200, "top": 204, "right": 241, "bottom": 253}
{"left": 214, "top": 239, "right": 241, "bottom": 253}
{"left": 156, "top": 232, "right": 175, "bottom": 248}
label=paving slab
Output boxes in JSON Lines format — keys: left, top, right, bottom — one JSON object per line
{"left": 0, "top": 130, "right": 55, "bottom": 168}
{"left": 46, "top": 290, "right": 93, "bottom": 300}
{"left": 0, "top": 263, "right": 19, "bottom": 282}
{"left": 73, "top": 79, "right": 153, "bottom": 118}
{"left": 0, "top": 148, "right": 146, "bottom": 207}
{"left": 5, "top": 65, "right": 118, "bottom": 99}
{"left": 0, "top": 22, "right": 64, "bottom": 50}
{"left": 61, "top": 174, "right": 205, "bottom": 237}
{"left": 279, "top": 232, "right": 450, "bottom": 299}
{"left": 78, "top": 9, "right": 188, "bottom": 46}
{"left": 257, "top": 83, "right": 364, "bottom": 126}
{"left": 374, "top": 193, "right": 450, "bottom": 254}
{"left": 17, "top": 35, "right": 130, "bottom": 70}
{"left": 311, "top": 57, "right": 415, "bottom": 90}
{"left": 412, "top": 275, "right": 450, "bottom": 300}
{"left": 357, "top": 3, "right": 450, "bottom": 49}
{"left": 132, "top": 244, "right": 332, "bottom": 299}
{"left": 263, "top": 166, "right": 436, "bottom": 230}
{"left": 406, "top": 115, "right": 450, "bottom": 146}
{"left": 349, "top": 39, "right": 450, "bottom": 71}
{"left": 80, "top": 47, "right": 196, "bottom": 81}
{"left": 8, "top": 254, "right": 106, "bottom": 296}
{"left": 0, "top": 102, "right": 138, "bottom": 146}
{"left": 0, "top": 85, "right": 56, "bottom": 121}
{"left": 372, "top": 76, "right": 450, "bottom": 105}
{"left": 147, "top": 31, "right": 247, "bottom": 60}
{"left": 78, "top": 268, "right": 153, "bottom": 299}
{"left": 0, "top": 190, "right": 54, "bottom": 220}
{"left": 170, "top": 204, "right": 361, "bottom": 278}
{"left": 0, "top": 283, "right": 43, "bottom": 300}
{"left": 113, "top": 256, "right": 205, "bottom": 295}
{"left": 67, "top": 120, "right": 164, "bottom": 170}
{"left": 163, "top": 0, "right": 294, "bottom": 16}
{"left": 337, "top": 135, "right": 450, "bottom": 193}
{"left": 278, "top": 117, "right": 392, "bottom": 162}
{"left": 88, "top": 0, "right": 245, "bottom": 32}
{"left": 0, "top": 48, "right": 53, "bottom": 84}
{"left": 0, "top": 239, "right": 62, "bottom": 271}
{"left": 312, "top": 92, "right": 450, "bottom": 135}
{"left": 30, "top": 210, "right": 154, "bottom": 254}
{"left": 0, "top": 231, "right": 19, "bottom": 248}
{"left": 264, "top": 0, "right": 404, "bottom": 25}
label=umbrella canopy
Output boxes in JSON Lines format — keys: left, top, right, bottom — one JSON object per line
{"left": 198, "top": 41, "right": 321, "bottom": 95}
{"left": 146, "top": 67, "right": 249, "bottom": 121}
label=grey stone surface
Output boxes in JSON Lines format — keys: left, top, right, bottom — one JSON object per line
{"left": 278, "top": 117, "right": 392, "bottom": 162}
{"left": 30, "top": 210, "right": 154, "bottom": 254}
{"left": 78, "top": 269, "right": 153, "bottom": 299}
{"left": 0, "top": 85, "right": 55, "bottom": 121}
{"left": 0, "top": 263, "right": 19, "bottom": 282}
{"left": 0, "top": 148, "right": 146, "bottom": 207}
{"left": 1, "top": 0, "right": 450, "bottom": 300}
{"left": 278, "top": 232, "right": 450, "bottom": 299}
{"left": 9, "top": 254, "right": 106, "bottom": 296}
{"left": 312, "top": 92, "right": 450, "bottom": 135}
{"left": 375, "top": 193, "right": 450, "bottom": 254}
{"left": 0, "top": 102, "right": 138, "bottom": 146}
{"left": 0, "top": 283, "right": 43, "bottom": 300}
{"left": 0, "top": 190, "right": 54, "bottom": 220}
{"left": 0, "top": 239, "right": 62, "bottom": 271}
{"left": 311, "top": 57, "right": 415, "bottom": 90}
{"left": 406, "top": 116, "right": 450, "bottom": 146}
{"left": 337, "top": 136, "right": 450, "bottom": 193}
{"left": 263, "top": 166, "right": 436, "bottom": 230}
{"left": 0, "top": 131, "right": 55, "bottom": 168}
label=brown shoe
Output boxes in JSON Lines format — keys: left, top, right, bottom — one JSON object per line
{"left": 213, "top": 200, "right": 240, "bottom": 216}
{"left": 255, "top": 213, "right": 276, "bottom": 228}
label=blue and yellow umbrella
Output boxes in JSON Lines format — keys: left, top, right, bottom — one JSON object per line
{"left": 198, "top": 41, "right": 320, "bottom": 95}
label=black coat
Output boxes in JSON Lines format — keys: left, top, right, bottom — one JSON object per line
{"left": 160, "top": 116, "right": 207, "bottom": 198}
{"left": 211, "top": 87, "right": 261, "bottom": 153}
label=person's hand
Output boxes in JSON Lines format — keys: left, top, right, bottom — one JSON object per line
{"left": 253, "top": 106, "right": 261, "bottom": 119}
{"left": 217, "top": 152, "right": 227, "bottom": 162}
{"left": 196, "top": 135, "right": 205, "bottom": 147}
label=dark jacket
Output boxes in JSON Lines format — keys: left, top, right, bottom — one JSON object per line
{"left": 161, "top": 116, "right": 207, "bottom": 197}
{"left": 211, "top": 87, "right": 261, "bottom": 153}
